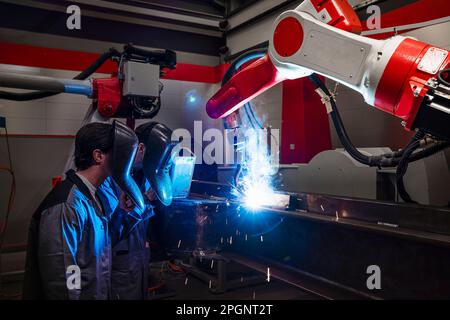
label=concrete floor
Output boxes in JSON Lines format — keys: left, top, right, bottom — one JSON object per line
{"left": 147, "top": 260, "right": 319, "bottom": 300}
{"left": 0, "top": 259, "right": 319, "bottom": 300}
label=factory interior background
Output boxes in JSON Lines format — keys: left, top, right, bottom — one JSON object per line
{"left": 0, "top": 0, "right": 450, "bottom": 303}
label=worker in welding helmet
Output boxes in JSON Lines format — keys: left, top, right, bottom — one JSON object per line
{"left": 100, "top": 121, "right": 181, "bottom": 300}
{"left": 23, "top": 121, "right": 143, "bottom": 300}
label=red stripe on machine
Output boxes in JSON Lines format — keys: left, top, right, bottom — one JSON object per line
{"left": 362, "top": 0, "right": 450, "bottom": 39}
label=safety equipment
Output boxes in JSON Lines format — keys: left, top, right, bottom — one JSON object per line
{"left": 110, "top": 120, "right": 145, "bottom": 211}
{"left": 171, "top": 148, "right": 196, "bottom": 200}
{"left": 142, "top": 122, "right": 178, "bottom": 206}
{"left": 142, "top": 122, "right": 189, "bottom": 206}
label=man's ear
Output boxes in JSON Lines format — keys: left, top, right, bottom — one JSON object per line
{"left": 92, "top": 149, "right": 105, "bottom": 165}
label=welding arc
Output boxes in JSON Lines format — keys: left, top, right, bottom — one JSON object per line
{"left": 0, "top": 48, "right": 120, "bottom": 101}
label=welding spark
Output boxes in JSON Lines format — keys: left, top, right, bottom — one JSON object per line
{"left": 232, "top": 128, "right": 279, "bottom": 210}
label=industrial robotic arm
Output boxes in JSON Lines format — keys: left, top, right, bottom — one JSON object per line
{"left": 0, "top": 44, "right": 179, "bottom": 209}
{"left": 206, "top": 0, "right": 450, "bottom": 141}
{"left": 0, "top": 44, "right": 177, "bottom": 119}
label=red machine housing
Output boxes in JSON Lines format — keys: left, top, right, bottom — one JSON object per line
{"left": 92, "top": 76, "right": 122, "bottom": 117}
{"left": 206, "top": 0, "right": 363, "bottom": 120}
{"left": 374, "top": 39, "right": 450, "bottom": 130}
{"left": 206, "top": 55, "right": 285, "bottom": 119}
{"left": 309, "top": 0, "right": 362, "bottom": 33}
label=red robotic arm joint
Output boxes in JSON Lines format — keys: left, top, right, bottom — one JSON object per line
{"left": 306, "top": 0, "right": 362, "bottom": 34}
{"left": 206, "top": 55, "right": 284, "bottom": 119}
{"left": 374, "top": 40, "right": 450, "bottom": 130}
{"left": 206, "top": 0, "right": 363, "bottom": 120}
{"left": 92, "top": 76, "right": 122, "bottom": 117}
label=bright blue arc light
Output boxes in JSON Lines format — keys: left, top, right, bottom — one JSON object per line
{"left": 185, "top": 90, "right": 199, "bottom": 107}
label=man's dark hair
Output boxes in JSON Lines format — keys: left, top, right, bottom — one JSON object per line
{"left": 74, "top": 122, "right": 113, "bottom": 170}
{"left": 135, "top": 121, "right": 158, "bottom": 144}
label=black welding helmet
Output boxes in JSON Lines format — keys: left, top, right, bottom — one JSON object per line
{"left": 110, "top": 120, "right": 145, "bottom": 211}
{"left": 141, "top": 122, "right": 179, "bottom": 206}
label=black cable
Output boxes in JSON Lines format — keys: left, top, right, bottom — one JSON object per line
{"left": 396, "top": 139, "right": 422, "bottom": 203}
{"left": 3, "top": 126, "right": 13, "bottom": 171}
{"left": 437, "top": 68, "right": 450, "bottom": 87}
{"left": 0, "top": 48, "right": 120, "bottom": 101}
{"left": 245, "top": 102, "right": 263, "bottom": 129}
{"left": 383, "top": 131, "right": 424, "bottom": 159}
{"left": 221, "top": 50, "right": 267, "bottom": 130}
{"left": 221, "top": 48, "right": 268, "bottom": 86}
{"left": 308, "top": 74, "right": 450, "bottom": 167}
{"left": 0, "top": 125, "right": 16, "bottom": 296}
{"left": 409, "top": 141, "right": 449, "bottom": 162}
{"left": 307, "top": 73, "right": 450, "bottom": 204}
{"left": 308, "top": 73, "right": 379, "bottom": 166}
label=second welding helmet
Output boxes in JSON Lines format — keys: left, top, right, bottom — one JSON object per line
{"left": 110, "top": 120, "right": 145, "bottom": 211}
{"left": 141, "top": 122, "right": 179, "bottom": 206}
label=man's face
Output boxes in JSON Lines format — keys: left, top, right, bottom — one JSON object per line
{"left": 133, "top": 143, "right": 145, "bottom": 170}
{"left": 92, "top": 149, "right": 112, "bottom": 176}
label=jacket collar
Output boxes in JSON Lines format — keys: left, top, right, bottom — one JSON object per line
{"left": 66, "top": 169, "right": 107, "bottom": 216}
{"left": 66, "top": 169, "right": 95, "bottom": 202}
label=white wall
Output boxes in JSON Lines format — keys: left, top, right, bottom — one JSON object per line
{"left": 0, "top": 64, "right": 221, "bottom": 136}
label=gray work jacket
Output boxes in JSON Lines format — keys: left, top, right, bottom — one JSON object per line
{"left": 23, "top": 170, "right": 113, "bottom": 300}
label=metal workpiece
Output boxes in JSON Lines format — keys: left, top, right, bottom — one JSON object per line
{"left": 0, "top": 72, "right": 93, "bottom": 97}
{"left": 190, "top": 180, "right": 450, "bottom": 241}
{"left": 162, "top": 181, "right": 450, "bottom": 299}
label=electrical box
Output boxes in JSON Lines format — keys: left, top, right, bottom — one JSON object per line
{"left": 0, "top": 116, "right": 5, "bottom": 129}
{"left": 123, "top": 61, "right": 160, "bottom": 98}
